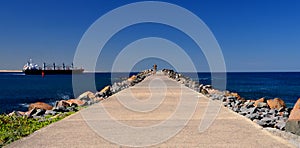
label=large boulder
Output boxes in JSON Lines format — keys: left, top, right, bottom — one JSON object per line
{"left": 201, "top": 89, "right": 208, "bottom": 95}
{"left": 32, "top": 109, "right": 46, "bottom": 117}
{"left": 28, "top": 102, "right": 53, "bottom": 111}
{"left": 52, "top": 100, "right": 70, "bottom": 112}
{"left": 55, "top": 100, "right": 70, "bottom": 107}
{"left": 286, "top": 98, "right": 300, "bottom": 135}
{"left": 25, "top": 108, "right": 37, "bottom": 118}
{"left": 96, "top": 86, "right": 112, "bottom": 98}
{"left": 77, "top": 91, "right": 96, "bottom": 102}
{"left": 267, "top": 98, "right": 286, "bottom": 109}
{"left": 66, "top": 99, "right": 86, "bottom": 106}
{"left": 229, "top": 92, "right": 246, "bottom": 102}
{"left": 254, "top": 98, "right": 265, "bottom": 107}
{"left": 256, "top": 102, "right": 268, "bottom": 108}
{"left": 111, "top": 82, "right": 121, "bottom": 93}
{"left": 127, "top": 75, "right": 137, "bottom": 85}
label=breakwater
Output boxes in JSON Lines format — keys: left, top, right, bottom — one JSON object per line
{"left": 162, "top": 69, "right": 300, "bottom": 135}
{"left": 1, "top": 69, "right": 153, "bottom": 146}
{"left": 6, "top": 69, "right": 153, "bottom": 119}
{"left": 5, "top": 70, "right": 296, "bottom": 147}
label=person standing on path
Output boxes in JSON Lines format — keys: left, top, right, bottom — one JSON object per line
{"left": 153, "top": 64, "right": 157, "bottom": 74}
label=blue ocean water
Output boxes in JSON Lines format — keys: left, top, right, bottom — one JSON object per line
{"left": 184, "top": 72, "right": 300, "bottom": 108}
{"left": 0, "top": 72, "right": 299, "bottom": 113}
{"left": 0, "top": 72, "right": 137, "bottom": 113}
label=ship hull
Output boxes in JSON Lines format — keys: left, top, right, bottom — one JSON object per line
{"left": 23, "top": 69, "right": 84, "bottom": 75}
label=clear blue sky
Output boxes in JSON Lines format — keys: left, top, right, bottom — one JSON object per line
{"left": 0, "top": 0, "right": 299, "bottom": 72}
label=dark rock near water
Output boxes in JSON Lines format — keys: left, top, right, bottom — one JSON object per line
{"left": 53, "top": 101, "right": 69, "bottom": 112}
{"left": 244, "top": 101, "right": 254, "bottom": 108}
{"left": 254, "top": 98, "right": 265, "bottom": 107}
{"left": 25, "top": 108, "right": 37, "bottom": 118}
{"left": 95, "top": 86, "right": 112, "bottom": 98}
{"left": 249, "top": 107, "right": 257, "bottom": 114}
{"left": 45, "top": 110, "right": 57, "bottom": 116}
{"left": 53, "top": 106, "right": 68, "bottom": 112}
{"left": 77, "top": 91, "right": 96, "bottom": 102}
{"left": 267, "top": 98, "right": 286, "bottom": 110}
{"left": 111, "top": 82, "right": 121, "bottom": 94}
{"left": 66, "top": 99, "right": 86, "bottom": 107}
{"left": 33, "top": 109, "right": 46, "bottom": 116}
{"left": 28, "top": 102, "right": 53, "bottom": 111}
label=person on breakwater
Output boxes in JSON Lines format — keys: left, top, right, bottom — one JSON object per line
{"left": 153, "top": 64, "right": 157, "bottom": 74}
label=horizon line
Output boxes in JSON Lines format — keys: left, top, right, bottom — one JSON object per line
{"left": 1, "top": 69, "right": 300, "bottom": 73}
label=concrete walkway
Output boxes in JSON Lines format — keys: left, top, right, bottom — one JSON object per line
{"left": 7, "top": 73, "right": 294, "bottom": 147}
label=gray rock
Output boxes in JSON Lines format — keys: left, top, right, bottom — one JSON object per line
{"left": 221, "top": 96, "right": 227, "bottom": 102}
{"left": 286, "top": 120, "right": 300, "bottom": 135}
{"left": 254, "top": 119, "right": 266, "bottom": 127}
{"left": 201, "top": 89, "right": 208, "bottom": 95}
{"left": 283, "top": 111, "right": 290, "bottom": 118}
{"left": 278, "top": 107, "right": 285, "bottom": 112}
{"left": 227, "top": 96, "right": 236, "bottom": 101}
{"left": 261, "top": 112, "right": 270, "bottom": 118}
{"left": 32, "top": 115, "right": 43, "bottom": 119}
{"left": 77, "top": 91, "right": 96, "bottom": 102}
{"left": 53, "top": 106, "right": 68, "bottom": 112}
{"left": 204, "top": 85, "right": 212, "bottom": 89}
{"left": 210, "top": 94, "right": 220, "bottom": 100}
{"left": 282, "top": 117, "right": 289, "bottom": 121}
{"left": 276, "top": 116, "right": 283, "bottom": 121}
{"left": 256, "top": 102, "right": 268, "bottom": 108}
{"left": 25, "top": 108, "right": 37, "bottom": 118}
{"left": 232, "top": 107, "right": 240, "bottom": 112}
{"left": 95, "top": 86, "right": 112, "bottom": 98}
{"left": 240, "top": 107, "right": 247, "bottom": 112}
{"left": 254, "top": 119, "right": 275, "bottom": 127}
{"left": 285, "top": 107, "right": 292, "bottom": 112}
{"left": 269, "top": 109, "right": 277, "bottom": 115}
{"left": 235, "top": 100, "right": 242, "bottom": 106}
{"left": 45, "top": 110, "right": 57, "bottom": 115}
{"left": 244, "top": 101, "right": 254, "bottom": 108}
{"left": 199, "top": 84, "right": 203, "bottom": 92}
{"left": 230, "top": 102, "right": 235, "bottom": 107}
{"left": 239, "top": 112, "right": 247, "bottom": 116}
{"left": 33, "top": 109, "right": 46, "bottom": 116}
{"left": 188, "top": 81, "right": 193, "bottom": 88}
{"left": 246, "top": 113, "right": 259, "bottom": 120}
{"left": 223, "top": 102, "right": 228, "bottom": 107}
{"left": 261, "top": 117, "right": 274, "bottom": 123}
{"left": 275, "top": 121, "right": 286, "bottom": 130}
{"left": 249, "top": 107, "right": 257, "bottom": 114}
{"left": 67, "top": 106, "right": 78, "bottom": 112}
{"left": 111, "top": 82, "right": 121, "bottom": 93}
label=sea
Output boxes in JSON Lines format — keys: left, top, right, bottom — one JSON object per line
{"left": 0, "top": 72, "right": 299, "bottom": 114}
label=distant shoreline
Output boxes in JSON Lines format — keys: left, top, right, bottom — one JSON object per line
{"left": 0, "top": 70, "right": 22, "bottom": 73}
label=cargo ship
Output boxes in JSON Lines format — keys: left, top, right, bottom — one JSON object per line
{"left": 22, "top": 59, "right": 84, "bottom": 75}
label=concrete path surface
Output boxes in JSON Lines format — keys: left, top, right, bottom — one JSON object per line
{"left": 7, "top": 73, "right": 294, "bottom": 147}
